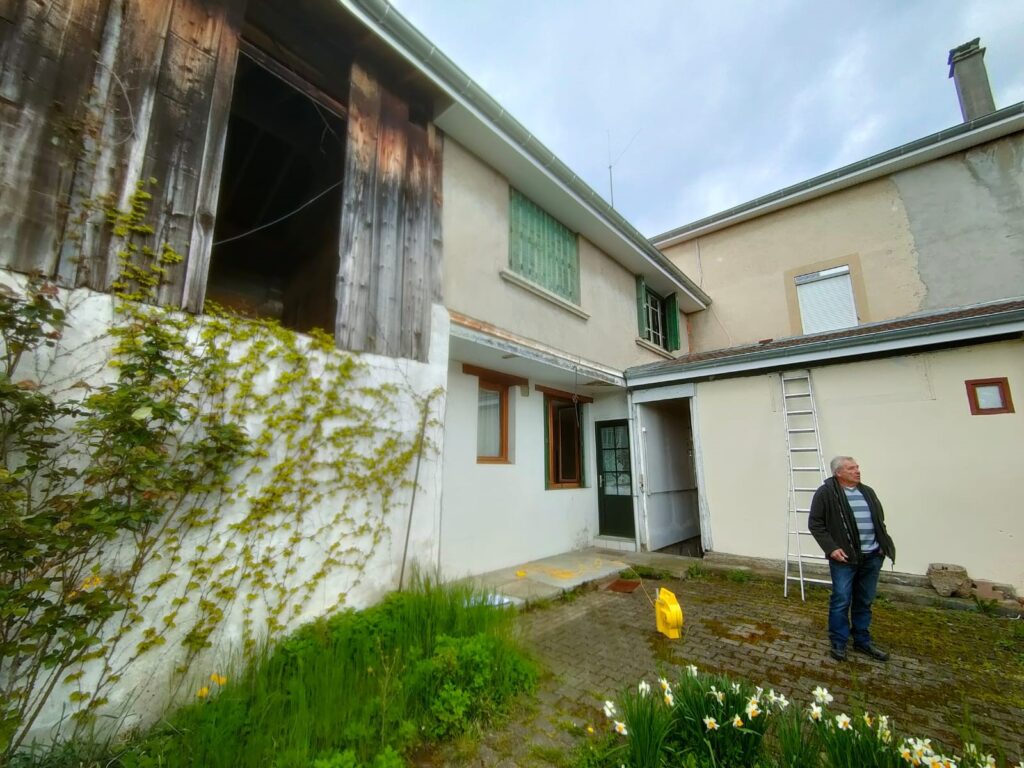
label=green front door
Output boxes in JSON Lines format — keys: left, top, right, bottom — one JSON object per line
{"left": 596, "top": 420, "right": 635, "bottom": 538}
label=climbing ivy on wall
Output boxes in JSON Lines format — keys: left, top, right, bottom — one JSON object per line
{"left": 0, "top": 181, "right": 440, "bottom": 759}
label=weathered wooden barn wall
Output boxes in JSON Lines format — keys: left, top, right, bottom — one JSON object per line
{"left": 0, "top": 0, "right": 246, "bottom": 303}
{"left": 1, "top": 0, "right": 443, "bottom": 361}
{"left": 336, "top": 62, "right": 442, "bottom": 363}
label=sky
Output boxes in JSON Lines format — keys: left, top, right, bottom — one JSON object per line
{"left": 388, "top": 0, "right": 1024, "bottom": 238}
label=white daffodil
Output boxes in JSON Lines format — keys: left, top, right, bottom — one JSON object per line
{"left": 638, "top": 679, "right": 651, "bottom": 696}
{"left": 835, "top": 713, "right": 852, "bottom": 731}
{"left": 708, "top": 685, "right": 725, "bottom": 703}
{"left": 686, "top": 664, "right": 699, "bottom": 677}
{"left": 732, "top": 714, "right": 744, "bottom": 728}
{"left": 663, "top": 691, "right": 674, "bottom": 707}
{"left": 808, "top": 703, "right": 823, "bottom": 722}
{"left": 731, "top": 682, "right": 741, "bottom": 694}
{"left": 863, "top": 712, "right": 874, "bottom": 727}
{"left": 658, "top": 677, "right": 670, "bottom": 691}
{"left": 812, "top": 686, "right": 834, "bottom": 705}
{"left": 614, "top": 720, "right": 628, "bottom": 736}
{"left": 775, "top": 693, "right": 790, "bottom": 709}
{"left": 703, "top": 716, "right": 719, "bottom": 731}
{"left": 603, "top": 700, "right": 617, "bottom": 718}
{"left": 745, "top": 699, "right": 761, "bottom": 719}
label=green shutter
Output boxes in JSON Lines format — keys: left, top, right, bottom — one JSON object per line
{"left": 635, "top": 275, "right": 648, "bottom": 339}
{"left": 666, "top": 292, "right": 681, "bottom": 352}
{"left": 509, "top": 188, "right": 580, "bottom": 303}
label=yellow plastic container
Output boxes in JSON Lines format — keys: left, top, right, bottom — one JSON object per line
{"left": 655, "top": 587, "right": 684, "bottom": 639}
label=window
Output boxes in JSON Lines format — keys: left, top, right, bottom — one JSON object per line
{"left": 635, "top": 276, "right": 680, "bottom": 351}
{"left": 965, "top": 377, "right": 1015, "bottom": 415}
{"left": 538, "top": 386, "right": 593, "bottom": 489}
{"left": 463, "top": 364, "right": 526, "bottom": 463}
{"left": 509, "top": 188, "right": 580, "bottom": 304}
{"left": 794, "top": 265, "right": 858, "bottom": 334}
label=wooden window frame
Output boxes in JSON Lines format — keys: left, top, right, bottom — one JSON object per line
{"left": 463, "top": 364, "right": 526, "bottom": 464}
{"left": 965, "top": 377, "right": 1015, "bottom": 415}
{"left": 538, "top": 386, "right": 593, "bottom": 490}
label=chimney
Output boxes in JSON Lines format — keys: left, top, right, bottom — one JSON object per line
{"left": 947, "top": 38, "right": 996, "bottom": 121}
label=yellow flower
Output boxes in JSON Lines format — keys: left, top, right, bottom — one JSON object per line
{"left": 586, "top": 725, "right": 594, "bottom": 734}
{"left": 732, "top": 714, "right": 743, "bottom": 728}
{"left": 210, "top": 673, "right": 227, "bottom": 686}
{"left": 703, "top": 716, "right": 719, "bottom": 731}
{"left": 614, "top": 720, "right": 628, "bottom": 736}
{"left": 196, "top": 686, "right": 210, "bottom": 699}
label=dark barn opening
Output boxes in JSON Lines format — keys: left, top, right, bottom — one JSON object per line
{"left": 207, "top": 51, "right": 346, "bottom": 334}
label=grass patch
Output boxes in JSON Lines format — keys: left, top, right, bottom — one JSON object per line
{"left": 723, "top": 569, "right": 753, "bottom": 584}
{"left": 685, "top": 563, "right": 708, "bottom": 580}
{"left": 17, "top": 573, "right": 536, "bottom": 768}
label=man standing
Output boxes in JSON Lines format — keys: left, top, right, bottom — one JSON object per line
{"left": 808, "top": 456, "right": 895, "bottom": 662}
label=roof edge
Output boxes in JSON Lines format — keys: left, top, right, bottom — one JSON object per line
{"left": 625, "top": 305, "right": 1024, "bottom": 387}
{"left": 651, "top": 103, "right": 1024, "bottom": 247}
{"left": 340, "top": 0, "right": 711, "bottom": 309}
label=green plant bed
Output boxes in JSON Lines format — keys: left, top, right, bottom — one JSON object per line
{"left": 16, "top": 575, "right": 536, "bottom": 768}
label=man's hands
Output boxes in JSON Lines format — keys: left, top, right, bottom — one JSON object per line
{"left": 829, "top": 548, "right": 848, "bottom": 563}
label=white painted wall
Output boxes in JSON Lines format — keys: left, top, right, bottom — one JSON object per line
{"left": 1, "top": 273, "right": 449, "bottom": 740}
{"left": 439, "top": 362, "right": 628, "bottom": 577}
{"left": 693, "top": 340, "right": 1024, "bottom": 591}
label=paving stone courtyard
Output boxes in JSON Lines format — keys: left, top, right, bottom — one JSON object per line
{"left": 421, "top": 570, "right": 1024, "bottom": 767}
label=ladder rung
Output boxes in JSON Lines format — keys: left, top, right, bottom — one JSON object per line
{"left": 786, "top": 576, "right": 831, "bottom": 584}
{"left": 783, "top": 393, "right": 809, "bottom": 398}
{"left": 789, "top": 448, "right": 818, "bottom": 453}
{"left": 781, "top": 375, "right": 809, "bottom": 382}
{"left": 788, "top": 428, "right": 815, "bottom": 433}
{"left": 787, "top": 529, "right": 816, "bottom": 535}
{"left": 792, "top": 467, "right": 820, "bottom": 471}
{"left": 795, "top": 508, "right": 811, "bottom": 513}
{"left": 794, "top": 487, "right": 817, "bottom": 491}
{"left": 786, "top": 409, "right": 813, "bottom": 415}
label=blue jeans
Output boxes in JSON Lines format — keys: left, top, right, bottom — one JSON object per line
{"left": 828, "top": 552, "right": 883, "bottom": 648}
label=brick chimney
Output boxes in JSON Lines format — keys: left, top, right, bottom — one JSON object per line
{"left": 947, "top": 38, "right": 996, "bottom": 121}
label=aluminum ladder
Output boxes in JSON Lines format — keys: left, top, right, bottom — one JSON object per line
{"left": 781, "top": 370, "right": 830, "bottom": 599}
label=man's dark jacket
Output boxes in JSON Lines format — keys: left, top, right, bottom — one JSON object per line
{"left": 808, "top": 477, "right": 895, "bottom": 565}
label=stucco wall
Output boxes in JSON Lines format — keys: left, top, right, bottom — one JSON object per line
{"left": 664, "top": 179, "right": 925, "bottom": 353}
{"left": 442, "top": 138, "right": 679, "bottom": 369}
{"left": 694, "top": 340, "right": 1024, "bottom": 592}
{"left": 439, "top": 361, "right": 628, "bottom": 577}
{"left": 3, "top": 273, "right": 450, "bottom": 740}
{"left": 893, "top": 133, "right": 1024, "bottom": 310}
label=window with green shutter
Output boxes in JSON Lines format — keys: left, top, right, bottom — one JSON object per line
{"left": 635, "top": 275, "right": 681, "bottom": 352}
{"left": 509, "top": 188, "right": 580, "bottom": 304}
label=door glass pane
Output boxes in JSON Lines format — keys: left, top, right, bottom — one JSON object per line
{"left": 615, "top": 473, "right": 631, "bottom": 495}
{"left": 615, "top": 449, "right": 630, "bottom": 471}
{"left": 477, "top": 388, "right": 501, "bottom": 457}
{"left": 602, "top": 451, "right": 616, "bottom": 471}
{"left": 556, "top": 406, "right": 579, "bottom": 481}
{"left": 615, "top": 425, "right": 628, "bottom": 448}
{"left": 601, "top": 428, "right": 614, "bottom": 449}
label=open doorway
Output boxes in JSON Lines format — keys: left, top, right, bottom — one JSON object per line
{"left": 206, "top": 50, "right": 346, "bottom": 335}
{"left": 635, "top": 397, "right": 703, "bottom": 557}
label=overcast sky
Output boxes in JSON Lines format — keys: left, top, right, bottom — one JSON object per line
{"left": 388, "top": 0, "right": 1024, "bottom": 238}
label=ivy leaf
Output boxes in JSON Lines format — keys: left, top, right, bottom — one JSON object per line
{"left": 131, "top": 406, "right": 153, "bottom": 421}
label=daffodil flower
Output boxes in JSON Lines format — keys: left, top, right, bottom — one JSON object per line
{"left": 638, "top": 679, "right": 651, "bottom": 696}
{"left": 731, "top": 714, "right": 743, "bottom": 728}
{"left": 614, "top": 720, "right": 628, "bottom": 736}
{"left": 196, "top": 686, "right": 210, "bottom": 699}
{"left": 603, "top": 700, "right": 617, "bottom": 718}
{"left": 658, "top": 677, "right": 670, "bottom": 691}
{"left": 703, "top": 716, "right": 719, "bottom": 731}
{"left": 686, "top": 664, "right": 698, "bottom": 677}
{"left": 862, "top": 712, "right": 873, "bottom": 727}
{"left": 730, "top": 682, "right": 741, "bottom": 694}
{"left": 745, "top": 700, "right": 761, "bottom": 719}
{"left": 835, "top": 713, "right": 852, "bottom": 730}
{"left": 812, "top": 686, "right": 833, "bottom": 705}
{"left": 808, "top": 703, "right": 822, "bottom": 722}
{"left": 663, "top": 691, "right": 674, "bottom": 707}
{"left": 708, "top": 686, "right": 725, "bottom": 703}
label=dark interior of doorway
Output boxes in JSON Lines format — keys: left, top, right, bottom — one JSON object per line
{"left": 206, "top": 52, "right": 346, "bottom": 335}
{"left": 656, "top": 536, "right": 704, "bottom": 557}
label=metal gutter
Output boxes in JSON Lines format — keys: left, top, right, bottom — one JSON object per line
{"left": 338, "top": 0, "right": 711, "bottom": 310}
{"left": 651, "top": 103, "right": 1024, "bottom": 247}
{"left": 625, "top": 307, "right": 1024, "bottom": 388}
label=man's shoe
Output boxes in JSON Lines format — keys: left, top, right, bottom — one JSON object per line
{"left": 852, "top": 643, "right": 889, "bottom": 661}
{"left": 829, "top": 644, "right": 847, "bottom": 662}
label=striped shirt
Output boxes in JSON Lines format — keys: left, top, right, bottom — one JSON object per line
{"left": 843, "top": 485, "right": 877, "bottom": 553}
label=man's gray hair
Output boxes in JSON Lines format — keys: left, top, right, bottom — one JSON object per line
{"left": 830, "top": 456, "right": 855, "bottom": 474}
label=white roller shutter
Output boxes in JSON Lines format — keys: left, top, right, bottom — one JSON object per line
{"left": 795, "top": 266, "right": 858, "bottom": 334}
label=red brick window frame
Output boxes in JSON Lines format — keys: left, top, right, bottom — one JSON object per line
{"left": 965, "top": 377, "right": 1014, "bottom": 415}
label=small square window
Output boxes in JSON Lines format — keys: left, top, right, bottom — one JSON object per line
{"left": 795, "top": 265, "right": 857, "bottom": 334}
{"left": 644, "top": 289, "right": 667, "bottom": 349}
{"left": 464, "top": 364, "right": 526, "bottom": 463}
{"left": 965, "top": 377, "right": 1014, "bottom": 415}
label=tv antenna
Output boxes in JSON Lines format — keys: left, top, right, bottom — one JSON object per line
{"left": 607, "top": 127, "right": 642, "bottom": 209}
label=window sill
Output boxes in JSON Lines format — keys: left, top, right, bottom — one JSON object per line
{"left": 499, "top": 270, "right": 590, "bottom": 320}
{"left": 477, "top": 457, "right": 511, "bottom": 464}
{"left": 635, "top": 337, "right": 675, "bottom": 360}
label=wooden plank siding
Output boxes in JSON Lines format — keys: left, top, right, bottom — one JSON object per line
{"left": 1, "top": 2, "right": 442, "bottom": 361}
{"left": 335, "top": 62, "right": 442, "bottom": 361}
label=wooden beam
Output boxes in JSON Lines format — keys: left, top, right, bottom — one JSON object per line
{"left": 535, "top": 385, "right": 593, "bottom": 404}
{"left": 238, "top": 39, "right": 347, "bottom": 119}
{"left": 462, "top": 364, "right": 527, "bottom": 387}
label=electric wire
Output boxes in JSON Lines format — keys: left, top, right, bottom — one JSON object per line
{"left": 211, "top": 178, "right": 344, "bottom": 247}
